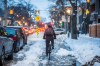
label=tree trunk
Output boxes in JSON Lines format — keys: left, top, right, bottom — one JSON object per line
{"left": 4, "top": 0, "right": 8, "bottom": 26}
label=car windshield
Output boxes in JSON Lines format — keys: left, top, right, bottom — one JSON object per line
{"left": 5, "top": 28, "right": 16, "bottom": 35}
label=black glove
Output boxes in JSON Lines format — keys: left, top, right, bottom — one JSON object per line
{"left": 43, "top": 36, "right": 45, "bottom": 39}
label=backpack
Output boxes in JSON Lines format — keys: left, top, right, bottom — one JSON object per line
{"left": 45, "top": 28, "right": 53, "bottom": 35}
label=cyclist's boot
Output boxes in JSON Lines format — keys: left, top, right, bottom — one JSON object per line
{"left": 52, "top": 46, "right": 54, "bottom": 49}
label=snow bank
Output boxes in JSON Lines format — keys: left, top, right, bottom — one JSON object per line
{"left": 94, "top": 62, "right": 100, "bottom": 66}
{"left": 11, "top": 32, "right": 100, "bottom": 66}
{"left": 57, "top": 34, "right": 100, "bottom": 65}
{"left": 56, "top": 48, "right": 71, "bottom": 56}
{"left": 28, "top": 32, "right": 44, "bottom": 42}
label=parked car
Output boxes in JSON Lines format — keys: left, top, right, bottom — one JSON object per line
{"left": 5, "top": 26, "right": 27, "bottom": 44}
{"left": 22, "top": 27, "right": 30, "bottom": 36}
{"left": 54, "top": 28, "right": 65, "bottom": 35}
{"left": 5, "top": 28, "right": 24, "bottom": 52}
{"left": 0, "top": 26, "right": 14, "bottom": 66}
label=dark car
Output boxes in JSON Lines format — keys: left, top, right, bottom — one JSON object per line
{"left": 0, "top": 26, "right": 14, "bottom": 66}
{"left": 5, "top": 28, "right": 24, "bottom": 52}
{"left": 5, "top": 26, "right": 27, "bottom": 44}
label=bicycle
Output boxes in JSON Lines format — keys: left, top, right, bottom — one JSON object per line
{"left": 47, "top": 41, "right": 52, "bottom": 60}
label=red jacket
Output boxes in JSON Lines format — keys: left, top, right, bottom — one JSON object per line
{"left": 43, "top": 27, "right": 56, "bottom": 40}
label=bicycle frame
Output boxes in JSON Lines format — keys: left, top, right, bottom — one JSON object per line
{"left": 47, "top": 41, "right": 52, "bottom": 60}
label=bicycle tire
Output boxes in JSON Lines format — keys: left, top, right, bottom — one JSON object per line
{"left": 47, "top": 43, "right": 52, "bottom": 60}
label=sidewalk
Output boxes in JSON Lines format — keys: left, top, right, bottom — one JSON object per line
{"left": 11, "top": 33, "right": 100, "bottom": 66}
{"left": 55, "top": 34, "right": 100, "bottom": 65}
{"left": 39, "top": 34, "right": 100, "bottom": 66}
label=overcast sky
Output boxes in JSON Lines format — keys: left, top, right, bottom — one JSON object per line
{"left": 30, "top": 0, "right": 51, "bottom": 22}
{"left": 13, "top": 0, "right": 55, "bottom": 22}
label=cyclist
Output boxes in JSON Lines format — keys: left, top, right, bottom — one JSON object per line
{"left": 43, "top": 24, "right": 56, "bottom": 56}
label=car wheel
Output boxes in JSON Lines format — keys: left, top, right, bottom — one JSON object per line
{"left": 0, "top": 49, "right": 5, "bottom": 66}
{"left": 24, "top": 37, "right": 27, "bottom": 45}
{"left": 6, "top": 47, "right": 13, "bottom": 60}
{"left": 15, "top": 41, "right": 20, "bottom": 52}
{"left": 20, "top": 39, "right": 24, "bottom": 50}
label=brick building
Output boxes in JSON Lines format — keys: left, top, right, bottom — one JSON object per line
{"left": 89, "top": 0, "right": 100, "bottom": 38}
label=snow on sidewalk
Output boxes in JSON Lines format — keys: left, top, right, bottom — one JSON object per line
{"left": 56, "top": 34, "right": 100, "bottom": 65}
{"left": 94, "top": 62, "right": 100, "bottom": 66}
{"left": 11, "top": 33, "right": 100, "bottom": 66}
{"left": 12, "top": 33, "right": 46, "bottom": 66}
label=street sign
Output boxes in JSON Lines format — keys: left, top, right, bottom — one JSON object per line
{"left": 35, "top": 16, "right": 41, "bottom": 22}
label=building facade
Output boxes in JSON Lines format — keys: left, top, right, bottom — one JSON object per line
{"left": 90, "top": 0, "right": 100, "bottom": 23}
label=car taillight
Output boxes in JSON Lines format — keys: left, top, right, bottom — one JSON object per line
{"left": 28, "top": 30, "right": 31, "bottom": 33}
{"left": 11, "top": 36, "right": 17, "bottom": 41}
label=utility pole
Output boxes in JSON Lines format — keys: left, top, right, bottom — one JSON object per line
{"left": 4, "top": 0, "right": 8, "bottom": 26}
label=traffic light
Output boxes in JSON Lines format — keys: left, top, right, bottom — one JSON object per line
{"left": 35, "top": 10, "right": 40, "bottom": 14}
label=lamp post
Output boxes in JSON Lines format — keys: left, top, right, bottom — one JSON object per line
{"left": 65, "top": 7, "right": 72, "bottom": 37}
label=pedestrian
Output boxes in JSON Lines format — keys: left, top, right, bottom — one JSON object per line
{"left": 43, "top": 24, "right": 56, "bottom": 56}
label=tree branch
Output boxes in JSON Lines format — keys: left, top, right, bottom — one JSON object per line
{"left": 68, "top": 0, "right": 74, "bottom": 7}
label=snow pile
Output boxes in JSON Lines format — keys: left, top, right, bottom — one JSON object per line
{"left": 57, "top": 34, "right": 100, "bottom": 65}
{"left": 94, "top": 62, "right": 100, "bottom": 66}
{"left": 28, "top": 32, "right": 44, "bottom": 42}
{"left": 56, "top": 48, "right": 70, "bottom": 56}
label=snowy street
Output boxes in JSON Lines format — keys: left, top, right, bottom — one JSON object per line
{"left": 1, "top": 0, "right": 100, "bottom": 66}
{"left": 5, "top": 33, "right": 100, "bottom": 66}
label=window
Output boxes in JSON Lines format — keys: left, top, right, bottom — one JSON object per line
{"left": 98, "top": 19, "right": 100, "bottom": 23}
{"left": 91, "top": 4, "right": 95, "bottom": 12}
{"left": 5, "top": 28, "right": 16, "bottom": 35}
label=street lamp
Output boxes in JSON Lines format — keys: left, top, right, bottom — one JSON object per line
{"left": 65, "top": 7, "right": 72, "bottom": 37}
{"left": 9, "top": 9, "right": 14, "bottom": 25}
{"left": 86, "top": 0, "right": 90, "bottom": 3}
{"left": 17, "top": 15, "right": 19, "bottom": 17}
{"left": 9, "top": 9, "right": 14, "bottom": 15}
{"left": 65, "top": 7, "right": 72, "bottom": 15}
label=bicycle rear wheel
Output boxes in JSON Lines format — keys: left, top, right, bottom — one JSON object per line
{"left": 48, "top": 43, "right": 51, "bottom": 60}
